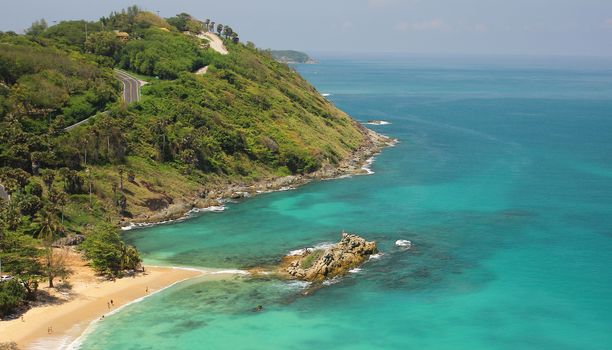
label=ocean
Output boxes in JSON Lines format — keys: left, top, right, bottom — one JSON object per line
{"left": 77, "top": 54, "right": 612, "bottom": 349}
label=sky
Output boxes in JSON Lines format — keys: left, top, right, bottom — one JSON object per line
{"left": 2, "top": 0, "right": 612, "bottom": 56}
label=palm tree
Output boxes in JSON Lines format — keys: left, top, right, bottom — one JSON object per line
{"left": 48, "top": 188, "right": 67, "bottom": 224}
{"left": 41, "top": 169, "right": 55, "bottom": 192}
{"left": 216, "top": 24, "right": 223, "bottom": 35}
{"left": 223, "top": 26, "right": 233, "bottom": 39}
{"left": 119, "top": 243, "right": 141, "bottom": 271}
{"left": 35, "top": 209, "right": 67, "bottom": 288}
{"left": 85, "top": 168, "right": 93, "bottom": 209}
{"left": 36, "top": 208, "right": 59, "bottom": 244}
{"left": 118, "top": 165, "right": 125, "bottom": 191}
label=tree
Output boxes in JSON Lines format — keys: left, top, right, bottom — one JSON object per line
{"left": 118, "top": 165, "right": 125, "bottom": 191}
{"left": 85, "top": 31, "right": 122, "bottom": 57}
{"left": 216, "top": 24, "right": 224, "bottom": 36}
{"left": 26, "top": 19, "right": 47, "bottom": 36}
{"left": 185, "top": 19, "right": 203, "bottom": 34}
{"left": 231, "top": 33, "right": 239, "bottom": 44}
{"left": 120, "top": 243, "right": 141, "bottom": 271}
{"left": 85, "top": 168, "right": 93, "bottom": 208}
{"left": 48, "top": 188, "right": 67, "bottom": 224}
{"left": 0, "top": 279, "right": 26, "bottom": 317}
{"left": 35, "top": 209, "right": 70, "bottom": 288}
{"left": 9, "top": 71, "right": 69, "bottom": 123}
{"left": 222, "top": 26, "right": 233, "bottom": 39}
{"left": 41, "top": 169, "right": 55, "bottom": 192}
{"left": 0, "top": 230, "right": 42, "bottom": 299}
{"left": 58, "top": 168, "right": 83, "bottom": 194}
{"left": 80, "top": 224, "right": 141, "bottom": 276}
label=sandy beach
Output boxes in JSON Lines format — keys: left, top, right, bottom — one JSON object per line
{"left": 0, "top": 249, "right": 209, "bottom": 349}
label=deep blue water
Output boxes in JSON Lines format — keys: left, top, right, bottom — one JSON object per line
{"left": 79, "top": 55, "right": 612, "bottom": 349}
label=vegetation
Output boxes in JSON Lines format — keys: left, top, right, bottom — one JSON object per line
{"left": 270, "top": 50, "right": 315, "bottom": 64}
{"left": 0, "top": 6, "right": 366, "bottom": 315}
{"left": 0, "top": 279, "right": 26, "bottom": 317}
{"left": 301, "top": 250, "right": 324, "bottom": 269}
{"left": 80, "top": 224, "right": 140, "bottom": 276}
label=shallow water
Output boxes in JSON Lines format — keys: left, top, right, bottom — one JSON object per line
{"left": 79, "top": 55, "right": 612, "bottom": 349}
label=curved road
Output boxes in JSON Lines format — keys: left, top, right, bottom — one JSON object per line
{"left": 64, "top": 70, "right": 142, "bottom": 131}
{"left": 114, "top": 69, "right": 141, "bottom": 104}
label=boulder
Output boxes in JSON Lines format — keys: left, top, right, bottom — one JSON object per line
{"left": 282, "top": 233, "right": 377, "bottom": 282}
{"left": 52, "top": 234, "right": 85, "bottom": 247}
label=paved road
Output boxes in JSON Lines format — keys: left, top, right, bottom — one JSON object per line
{"left": 114, "top": 69, "right": 141, "bottom": 104}
{"left": 64, "top": 70, "right": 142, "bottom": 131}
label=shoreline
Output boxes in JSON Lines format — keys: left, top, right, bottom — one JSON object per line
{"left": 0, "top": 249, "right": 241, "bottom": 350}
{"left": 122, "top": 127, "right": 397, "bottom": 229}
{"left": 0, "top": 129, "right": 396, "bottom": 349}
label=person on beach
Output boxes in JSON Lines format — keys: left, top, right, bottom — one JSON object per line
{"left": 107, "top": 301, "right": 110, "bottom": 309}
{"left": 110, "top": 299, "right": 114, "bottom": 307}
{"left": 146, "top": 286, "right": 149, "bottom": 293}
{"left": 21, "top": 316, "right": 24, "bottom": 322}
{"left": 47, "top": 326, "right": 53, "bottom": 334}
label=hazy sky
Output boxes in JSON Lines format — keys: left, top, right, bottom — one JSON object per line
{"left": 2, "top": 0, "right": 612, "bottom": 56}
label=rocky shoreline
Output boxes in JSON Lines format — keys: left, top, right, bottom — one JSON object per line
{"left": 121, "top": 127, "right": 396, "bottom": 229}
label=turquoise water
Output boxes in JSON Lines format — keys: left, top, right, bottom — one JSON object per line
{"left": 79, "top": 55, "right": 612, "bottom": 349}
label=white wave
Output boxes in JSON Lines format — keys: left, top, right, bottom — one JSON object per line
{"left": 322, "top": 276, "right": 342, "bottom": 286}
{"left": 284, "top": 280, "right": 311, "bottom": 290}
{"left": 395, "top": 240, "right": 412, "bottom": 249}
{"left": 312, "top": 242, "right": 335, "bottom": 251}
{"left": 287, "top": 248, "right": 310, "bottom": 256}
{"left": 120, "top": 219, "right": 174, "bottom": 231}
{"left": 321, "top": 93, "right": 331, "bottom": 97}
{"left": 286, "top": 242, "right": 333, "bottom": 257}
{"left": 189, "top": 205, "right": 226, "bottom": 213}
{"left": 368, "top": 252, "right": 384, "bottom": 260}
{"left": 120, "top": 206, "right": 227, "bottom": 231}
{"left": 365, "top": 120, "right": 391, "bottom": 125}
{"left": 361, "top": 156, "right": 376, "bottom": 175}
{"left": 349, "top": 268, "right": 362, "bottom": 273}
{"left": 120, "top": 223, "right": 137, "bottom": 231}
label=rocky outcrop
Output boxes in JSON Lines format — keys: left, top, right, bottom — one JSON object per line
{"left": 52, "top": 234, "right": 85, "bottom": 247}
{"left": 282, "top": 233, "right": 377, "bottom": 282}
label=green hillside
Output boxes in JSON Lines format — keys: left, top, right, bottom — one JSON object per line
{"left": 0, "top": 7, "right": 370, "bottom": 306}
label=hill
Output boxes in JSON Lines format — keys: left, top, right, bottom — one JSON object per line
{"left": 0, "top": 6, "right": 391, "bottom": 316}
{"left": 270, "top": 50, "right": 316, "bottom": 64}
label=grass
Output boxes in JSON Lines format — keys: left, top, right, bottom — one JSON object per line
{"left": 301, "top": 249, "right": 324, "bottom": 269}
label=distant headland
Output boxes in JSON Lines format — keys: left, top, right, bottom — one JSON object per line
{"left": 270, "top": 50, "right": 316, "bottom": 64}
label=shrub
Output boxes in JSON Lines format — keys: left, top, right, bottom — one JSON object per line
{"left": 0, "top": 279, "right": 26, "bottom": 317}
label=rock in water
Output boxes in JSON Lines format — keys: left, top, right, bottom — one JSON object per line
{"left": 283, "top": 233, "right": 377, "bottom": 282}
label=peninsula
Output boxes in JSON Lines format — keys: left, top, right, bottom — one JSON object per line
{"left": 0, "top": 6, "right": 393, "bottom": 348}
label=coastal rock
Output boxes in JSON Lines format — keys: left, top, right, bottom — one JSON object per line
{"left": 282, "top": 233, "right": 377, "bottom": 282}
